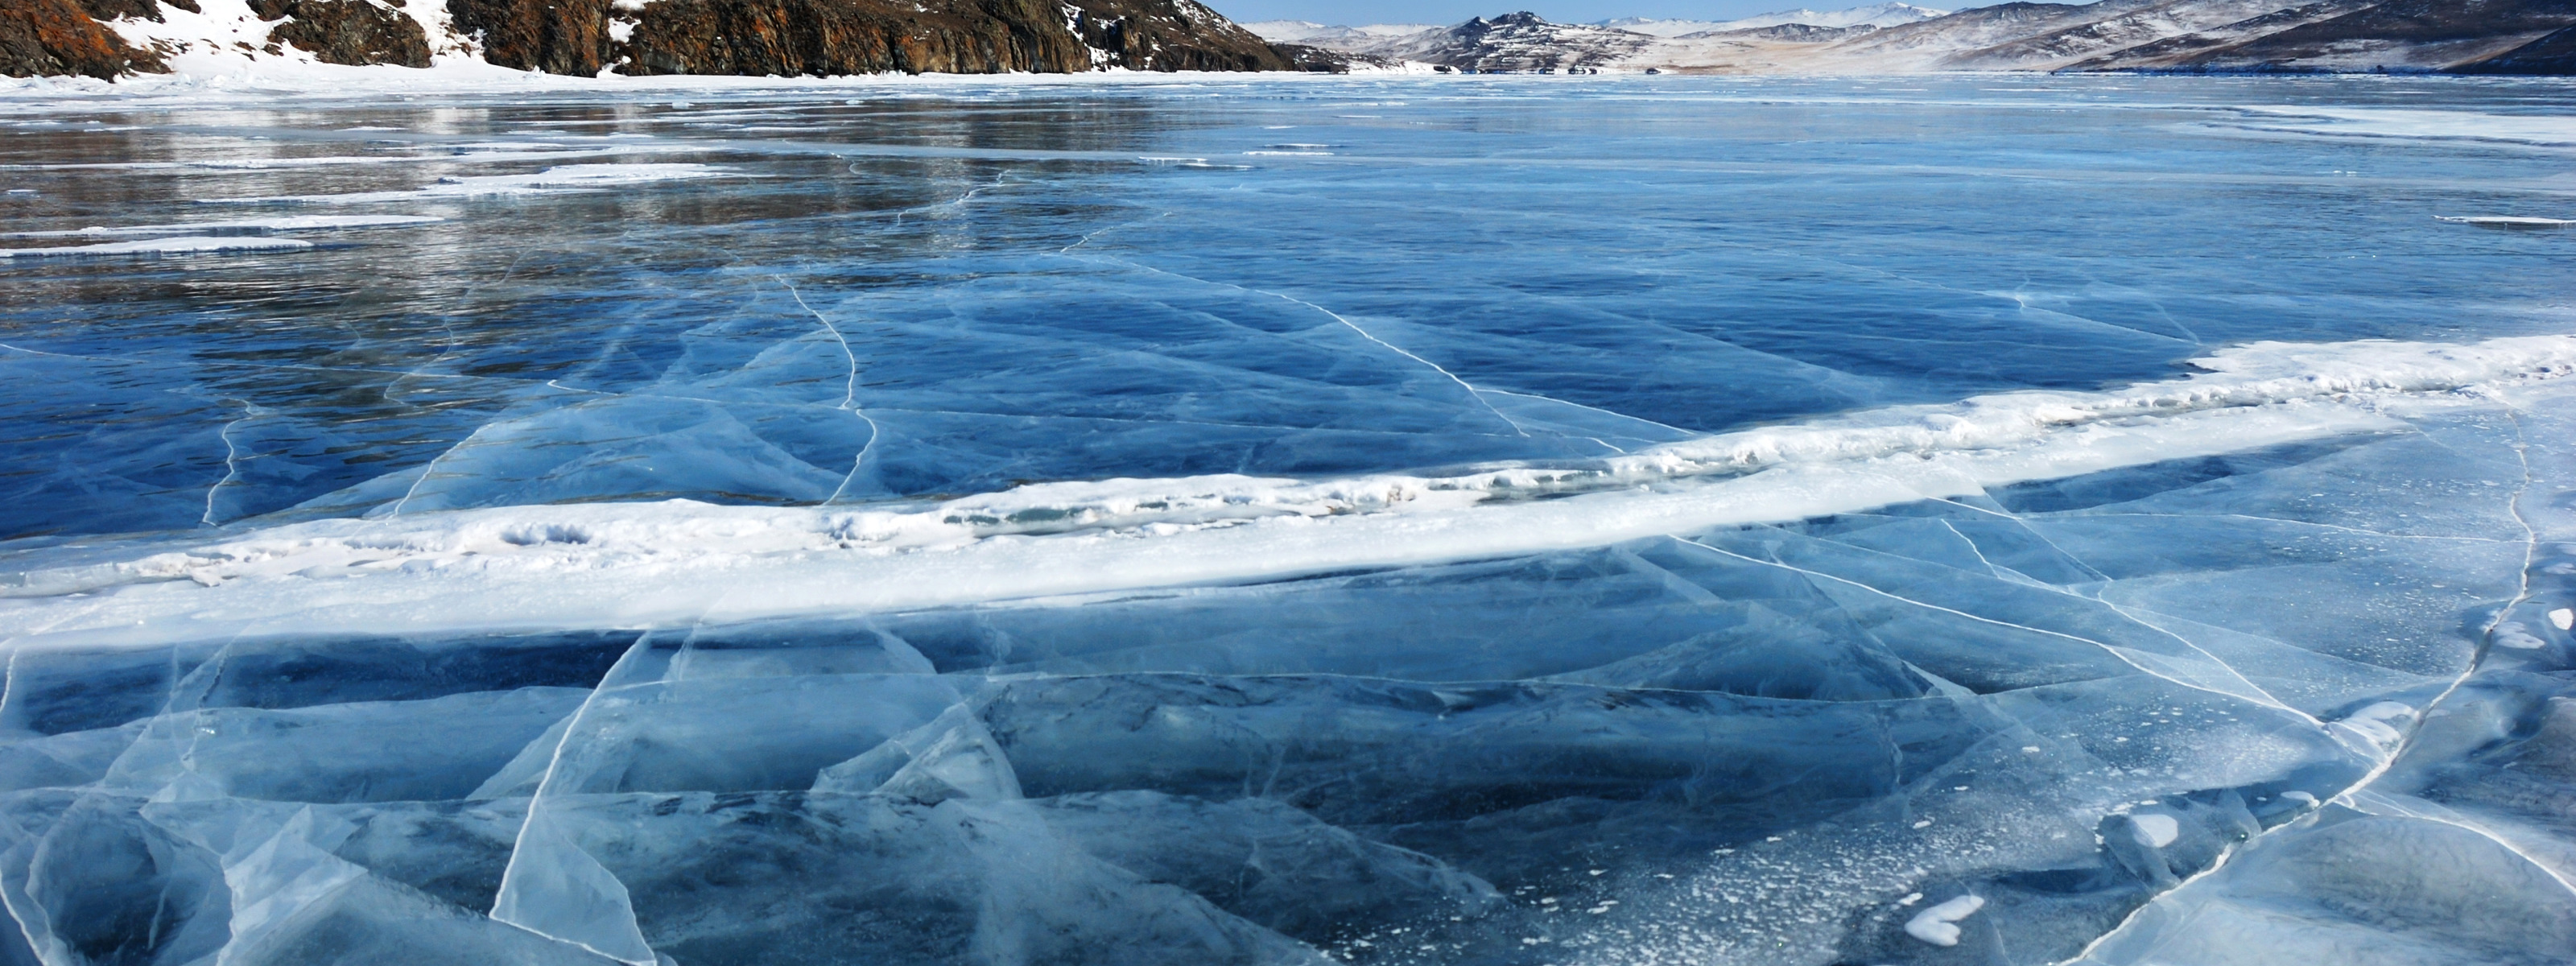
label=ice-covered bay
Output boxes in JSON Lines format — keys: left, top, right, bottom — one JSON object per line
{"left": 3, "top": 74, "right": 2576, "bottom": 966}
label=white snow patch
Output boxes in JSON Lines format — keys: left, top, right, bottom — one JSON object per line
{"left": 2236, "top": 108, "right": 2576, "bottom": 147}
{"left": 1904, "top": 894, "right": 1984, "bottom": 946}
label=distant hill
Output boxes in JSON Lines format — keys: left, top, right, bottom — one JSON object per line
{"left": 1272, "top": 0, "right": 2576, "bottom": 73}
{"left": 1595, "top": 3, "right": 1951, "bottom": 35}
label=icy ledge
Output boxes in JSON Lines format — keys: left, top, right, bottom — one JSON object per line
{"left": 6, "top": 333, "right": 2574, "bottom": 648}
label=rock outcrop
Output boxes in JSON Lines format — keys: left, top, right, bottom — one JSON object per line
{"left": 607, "top": 0, "right": 1088, "bottom": 76}
{"left": 1335, "top": 12, "right": 1658, "bottom": 72}
{"left": 622, "top": 0, "right": 1113, "bottom": 76}
{"left": 2453, "top": 22, "right": 2576, "bottom": 71}
{"left": 443, "top": 0, "right": 609, "bottom": 72}
{"left": 1, "top": 0, "right": 169, "bottom": 78}
{"left": 250, "top": 0, "right": 431, "bottom": 66}
{"left": 10, "top": 0, "right": 1311, "bottom": 76}
{"left": 602, "top": 0, "right": 1296, "bottom": 76}
{"left": 2065, "top": 0, "right": 2576, "bottom": 70}
{"left": 1067, "top": 0, "right": 1292, "bottom": 71}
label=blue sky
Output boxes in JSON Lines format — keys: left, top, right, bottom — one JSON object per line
{"left": 1209, "top": 0, "right": 1900, "bottom": 26}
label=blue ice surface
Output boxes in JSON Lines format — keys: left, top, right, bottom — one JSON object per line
{"left": 2, "top": 74, "right": 2575, "bottom": 966}
{"left": 3, "top": 74, "right": 2574, "bottom": 535}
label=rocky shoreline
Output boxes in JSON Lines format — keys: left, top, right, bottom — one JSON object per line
{"left": 3, "top": 0, "right": 1329, "bottom": 80}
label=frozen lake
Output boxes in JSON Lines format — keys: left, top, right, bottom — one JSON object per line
{"left": 3, "top": 73, "right": 2576, "bottom": 965}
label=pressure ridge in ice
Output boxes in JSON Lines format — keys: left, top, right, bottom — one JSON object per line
{"left": 6, "top": 332, "right": 2570, "bottom": 642}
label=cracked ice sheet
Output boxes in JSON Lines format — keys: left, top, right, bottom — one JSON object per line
{"left": 1, "top": 379, "right": 2562, "bottom": 965}
{"left": 14, "top": 86, "right": 2576, "bottom": 542}
{"left": 0, "top": 356, "right": 2564, "bottom": 966}
{"left": 6, "top": 77, "right": 2576, "bottom": 966}
{"left": 1, "top": 380, "right": 2571, "bottom": 966}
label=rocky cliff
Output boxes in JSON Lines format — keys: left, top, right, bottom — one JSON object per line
{"left": 2, "top": 0, "right": 1315, "bottom": 78}
{"left": 2, "top": 0, "right": 170, "bottom": 79}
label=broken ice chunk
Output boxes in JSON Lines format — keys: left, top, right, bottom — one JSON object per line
{"left": 2131, "top": 813, "right": 2181, "bottom": 848}
{"left": 811, "top": 704, "right": 1022, "bottom": 803}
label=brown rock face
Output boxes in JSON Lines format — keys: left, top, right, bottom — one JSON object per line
{"left": 1273, "top": 41, "right": 1361, "bottom": 71}
{"left": 1064, "top": 0, "right": 1293, "bottom": 71}
{"left": 0, "top": 0, "right": 167, "bottom": 79}
{"left": 448, "top": 0, "right": 616, "bottom": 73}
{"left": 77, "top": 0, "right": 191, "bottom": 21}
{"left": 620, "top": 0, "right": 1092, "bottom": 76}
{"left": 448, "top": 0, "right": 1300, "bottom": 76}
{"left": 6, "top": 0, "right": 1303, "bottom": 77}
{"left": 2174, "top": 0, "right": 2576, "bottom": 68}
{"left": 2452, "top": 23, "right": 2576, "bottom": 71}
{"left": 251, "top": 0, "right": 433, "bottom": 66}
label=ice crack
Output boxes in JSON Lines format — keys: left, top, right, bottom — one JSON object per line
{"left": 779, "top": 279, "right": 883, "bottom": 505}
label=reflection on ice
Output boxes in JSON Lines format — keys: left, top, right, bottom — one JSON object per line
{"left": 200, "top": 163, "right": 736, "bottom": 204}
{"left": 0, "top": 214, "right": 444, "bottom": 239}
{"left": 0, "top": 235, "right": 316, "bottom": 258}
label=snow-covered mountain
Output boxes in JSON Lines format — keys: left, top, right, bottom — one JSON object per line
{"left": 1368, "top": 12, "right": 1662, "bottom": 69}
{"left": 1253, "top": 3, "right": 1950, "bottom": 52}
{"left": 1595, "top": 3, "right": 1951, "bottom": 36}
{"left": 1244, "top": 19, "right": 1443, "bottom": 44}
{"left": 1274, "top": 1, "right": 2576, "bottom": 74}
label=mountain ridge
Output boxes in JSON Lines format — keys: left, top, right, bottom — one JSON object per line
{"left": 1594, "top": 3, "right": 1950, "bottom": 35}
{"left": 1274, "top": 0, "right": 2576, "bottom": 73}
